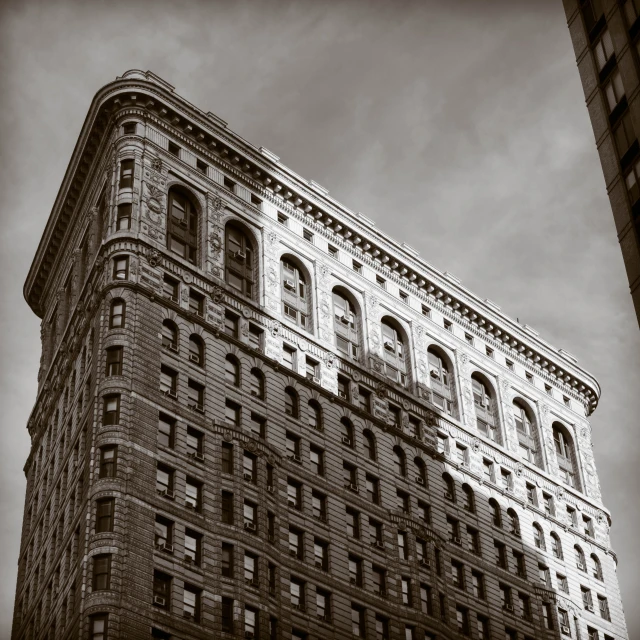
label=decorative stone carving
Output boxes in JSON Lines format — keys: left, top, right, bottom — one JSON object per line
{"left": 352, "top": 370, "right": 362, "bottom": 383}
{"left": 324, "top": 352, "right": 335, "bottom": 368}
{"left": 222, "top": 429, "right": 233, "bottom": 442}
{"left": 270, "top": 321, "right": 281, "bottom": 338}
{"left": 208, "top": 231, "right": 223, "bottom": 256}
{"left": 211, "top": 286, "right": 224, "bottom": 303}
{"left": 375, "top": 382, "right": 387, "bottom": 399}
{"left": 471, "top": 437, "right": 481, "bottom": 453}
{"left": 515, "top": 462, "right": 524, "bottom": 477}
{"left": 151, "top": 157, "right": 163, "bottom": 172}
{"left": 242, "top": 307, "right": 251, "bottom": 319}
{"left": 182, "top": 272, "right": 193, "bottom": 284}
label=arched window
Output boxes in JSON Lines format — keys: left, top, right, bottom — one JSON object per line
{"left": 393, "top": 447, "right": 406, "bottom": 477}
{"left": 249, "top": 368, "right": 264, "bottom": 399}
{"left": 533, "top": 523, "right": 546, "bottom": 550}
{"left": 443, "top": 473, "right": 456, "bottom": 502}
{"left": 167, "top": 187, "right": 198, "bottom": 264}
{"left": 591, "top": 553, "right": 603, "bottom": 581}
{"left": 414, "top": 458, "right": 427, "bottom": 487}
{"left": 472, "top": 374, "right": 497, "bottom": 441}
{"left": 225, "top": 223, "right": 255, "bottom": 299}
{"left": 553, "top": 422, "right": 579, "bottom": 488}
{"left": 507, "top": 509, "right": 520, "bottom": 537}
{"left": 462, "top": 484, "right": 475, "bottom": 512}
{"left": 332, "top": 288, "right": 359, "bottom": 359}
{"left": 489, "top": 499, "right": 502, "bottom": 527}
{"left": 575, "top": 545, "right": 586, "bottom": 571}
{"left": 308, "top": 400, "right": 322, "bottom": 431}
{"left": 363, "top": 430, "right": 376, "bottom": 461}
{"left": 225, "top": 355, "right": 239, "bottom": 386}
{"left": 514, "top": 400, "right": 540, "bottom": 466}
{"left": 109, "top": 299, "right": 126, "bottom": 328}
{"left": 189, "top": 335, "right": 204, "bottom": 366}
{"left": 161, "top": 320, "right": 178, "bottom": 351}
{"left": 428, "top": 347, "right": 454, "bottom": 415}
{"left": 381, "top": 318, "right": 408, "bottom": 386}
{"left": 281, "top": 257, "right": 311, "bottom": 332}
{"left": 341, "top": 418, "right": 354, "bottom": 447}
{"left": 551, "top": 532, "right": 563, "bottom": 560}
{"left": 284, "top": 387, "right": 299, "bottom": 418}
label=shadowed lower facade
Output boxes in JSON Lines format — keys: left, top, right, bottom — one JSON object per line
{"left": 12, "top": 70, "right": 628, "bottom": 640}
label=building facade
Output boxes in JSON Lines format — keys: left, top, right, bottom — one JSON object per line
{"left": 564, "top": 0, "right": 640, "bottom": 327}
{"left": 12, "top": 70, "right": 627, "bottom": 640}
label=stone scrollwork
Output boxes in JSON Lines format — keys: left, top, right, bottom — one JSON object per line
{"left": 211, "top": 286, "right": 224, "bottom": 303}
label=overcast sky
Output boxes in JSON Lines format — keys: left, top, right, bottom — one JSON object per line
{"left": 1, "top": 0, "right": 638, "bottom": 636}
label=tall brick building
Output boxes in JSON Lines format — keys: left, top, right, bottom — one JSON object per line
{"left": 564, "top": 0, "right": 640, "bottom": 327}
{"left": 12, "top": 70, "right": 627, "bottom": 640}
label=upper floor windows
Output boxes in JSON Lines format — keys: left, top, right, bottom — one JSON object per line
{"left": 381, "top": 318, "right": 407, "bottom": 386}
{"left": 162, "top": 320, "right": 178, "bottom": 351}
{"left": 308, "top": 400, "right": 322, "bottom": 431}
{"left": 514, "top": 400, "right": 540, "bottom": 466}
{"left": 333, "top": 288, "right": 359, "bottom": 359}
{"left": 363, "top": 429, "right": 376, "bottom": 460}
{"left": 225, "top": 223, "right": 256, "bottom": 299}
{"left": 281, "top": 257, "right": 311, "bottom": 332}
{"left": 285, "top": 387, "right": 299, "bottom": 418}
{"left": 167, "top": 187, "right": 198, "bottom": 264}
{"left": 593, "top": 28, "right": 614, "bottom": 73}
{"left": 225, "top": 355, "right": 240, "bottom": 386}
{"left": 113, "top": 256, "right": 129, "bottom": 280}
{"left": 553, "top": 422, "right": 579, "bottom": 489}
{"left": 109, "top": 299, "right": 126, "bottom": 329}
{"left": 188, "top": 335, "right": 204, "bottom": 366}
{"left": 471, "top": 374, "right": 497, "bottom": 440}
{"left": 427, "top": 347, "right": 454, "bottom": 415}
{"left": 604, "top": 68, "right": 625, "bottom": 114}
{"left": 119, "top": 159, "right": 134, "bottom": 189}
{"left": 393, "top": 446, "right": 407, "bottom": 478}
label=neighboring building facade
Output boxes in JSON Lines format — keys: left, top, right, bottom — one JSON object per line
{"left": 12, "top": 70, "right": 627, "bottom": 640}
{"left": 564, "top": 0, "right": 640, "bottom": 326}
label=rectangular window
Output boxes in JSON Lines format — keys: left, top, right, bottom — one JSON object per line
{"left": 188, "top": 289, "right": 204, "bottom": 316}
{"left": 95, "top": 498, "right": 114, "bottom": 533}
{"left": 243, "top": 451, "right": 257, "bottom": 482}
{"left": 221, "top": 542, "right": 234, "bottom": 577}
{"left": 543, "top": 492, "right": 555, "bottom": 517}
{"left": 305, "top": 357, "right": 319, "bottom": 382}
{"left": 248, "top": 323, "right": 263, "bottom": 350}
{"left": 187, "top": 379, "right": 204, "bottom": 411}
{"left": 513, "top": 551, "right": 526, "bottom": 578}
{"left": 185, "top": 478, "right": 202, "bottom": 511}
{"left": 183, "top": 584, "right": 200, "bottom": 621}
{"left": 309, "top": 446, "right": 324, "bottom": 476}
{"left": 290, "top": 577, "right": 305, "bottom": 610}
{"left": 376, "top": 275, "right": 386, "bottom": 289}
{"left": 116, "top": 203, "right": 131, "bottom": 230}
{"left": 352, "top": 260, "right": 362, "bottom": 273}
{"left": 287, "top": 479, "right": 302, "bottom": 509}
{"left": 244, "top": 500, "right": 257, "bottom": 531}
{"left": 245, "top": 604, "right": 259, "bottom": 638}
{"left": 352, "top": 606, "right": 366, "bottom": 637}
{"left": 539, "top": 563, "right": 551, "bottom": 586}
{"left": 328, "top": 245, "right": 338, "bottom": 258}
{"left": 398, "top": 530, "right": 408, "bottom": 560}
{"left": 443, "top": 319, "right": 452, "bottom": 331}
{"left": 500, "top": 468, "right": 512, "bottom": 491}
{"left": 225, "top": 399, "right": 240, "bottom": 426}
{"left": 337, "top": 374, "right": 350, "bottom": 401}
{"left": 303, "top": 229, "right": 314, "bottom": 242}
{"left": 159, "top": 365, "right": 177, "bottom": 397}
{"left": 472, "top": 570, "right": 485, "bottom": 599}
{"left": 153, "top": 570, "right": 171, "bottom": 609}
{"left": 526, "top": 483, "right": 537, "bottom": 506}
{"left": 519, "top": 592, "right": 532, "bottom": 620}
{"left": 158, "top": 413, "right": 175, "bottom": 448}
{"left": 456, "top": 606, "right": 470, "bottom": 636}
{"left": 346, "top": 508, "right": 360, "bottom": 538}
{"left": 221, "top": 442, "right": 234, "bottom": 474}
{"left": 102, "top": 394, "right": 120, "bottom": 426}
{"left": 366, "top": 474, "right": 379, "bottom": 504}
{"left": 289, "top": 527, "right": 303, "bottom": 559}
{"left": 314, "top": 538, "right": 328, "bottom": 571}
{"left": 399, "top": 291, "right": 409, "bottom": 304}
{"left": 357, "top": 386, "right": 371, "bottom": 412}
{"left": 485, "top": 346, "right": 494, "bottom": 358}
{"left": 168, "top": 141, "right": 180, "bottom": 156}
{"left": 113, "top": 256, "right": 129, "bottom": 280}
{"left": 244, "top": 551, "right": 258, "bottom": 587}
{"left": 250, "top": 413, "right": 265, "bottom": 438}
{"left": 156, "top": 463, "right": 174, "bottom": 496}
{"left": 369, "top": 518, "right": 383, "bottom": 547}
{"left": 195, "top": 158, "right": 207, "bottom": 174}
{"left": 312, "top": 491, "right": 326, "bottom": 521}
{"left": 467, "top": 526, "right": 480, "bottom": 555}
{"left": 401, "top": 576, "right": 412, "bottom": 606}
{"left": 90, "top": 614, "right": 108, "bottom": 640}
{"left": 221, "top": 491, "right": 234, "bottom": 524}
{"left": 598, "top": 595, "right": 611, "bottom": 621}
{"left": 186, "top": 427, "right": 203, "bottom": 458}
{"left": 506, "top": 359, "right": 514, "bottom": 371}
{"left": 477, "top": 615, "right": 490, "bottom": 640}
{"left": 99, "top": 445, "right": 117, "bottom": 478}
{"left": 500, "top": 583, "right": 512, "bottom": 609}
{"left": 372, "top": 566, "right": 386, "bottom": 596}
{"left": 557, "top": 573, "right": 569, "bottom": 593}
{"left": 465, "top": 333, "right": 473, "bottom": 345}
{"left": 285, "top": 433, "right": 301, "bottom": 461}
{"left": 221, "top": 596, "right": 234, "bottom": 632}
{"left": 282, "top": 344, "right": 296, "bottom": 370}
{"left": 92, "top": 554, "right": 111, "bottom": 591}
{"left": 155, "top": 515, "right": 173, "bottom": 550}
{"left": 163, "top": 274, "right": 179, "bottom": 302}
{"left": 184, "top": 529, "right": 201, "bottom": 565}
{"left": 224, "top": 311, "right": 238, "bottom": 338}
{"left": 583, "top": 515, "right": 595, "bottom": 538}
{"left": 494, "top": 541, "right": 507, "bottom": 569}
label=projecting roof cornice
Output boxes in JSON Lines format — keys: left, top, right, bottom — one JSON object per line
{"left": 24, "top": 70, "right": 601, "bottom": 412}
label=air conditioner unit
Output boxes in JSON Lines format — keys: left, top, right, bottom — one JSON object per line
{"left": 284, "top": 279, "right": 296, "bottom": 291}
{"left": 452, "top": 536, "right": 462, "bottom": 546}
{"left": 164, "top": 389, "right": 177, "bottom": 398}
{"left": 231, "top": 250, "right": 246, "bottom": 262}
{"left": 342, "top": 436, "right": 352, "bottom": 446}
{"left": 561, "top": 626, "right": 571, "bottom": 635}
{"left": 184, "top": 555, "right": 193, "bottom": 564}
{"left": 430, "top": 370, "right": 439, "bottom": 378}
{"left": 185, "top": 502, "right": 195, "bottom": 509}
{"left": 189, "top": 354, "right": 200, "bottom": 363}
{"left": 153, "top": 596, "right": 166, "bottom": 606}
{"left": 577, "top": 562, "right": 586, "bottom": 571}
{"left": 245, "top": 578, "right": 257, "bottom": 587}
{"left": 245, "top": 632, "right": 255, "bottom": 639}
{"left": 159, "top": 489, "right": 175, "bottom": 499}
{"left": 415, "top": 476, "right": 425, "bottom": 485}
{"left": 267, "top": 485, "right": 274, "bottom": 493}
{"left": 189, "top": 451, "right": 204, "bottom": 462}
{"left": 243, "top": 472, "right": 253, "bottom": 481}
{"left": 312, "top": 376, "right": 321, "bottom": 384}
{"left": 585, "top": 604, "right": 594, "bottom": 612}
{"left": 289, "top": 454, "right": 301, "bottom": 463}
{"left": 350, "top": 577, "right": 357, "bottom": 585}
{"left": 504, "top": 603, "right": 514, "bottom": 612}
{"left": 167, "top": 344, "right": 178, "bottom": 352}
{"left": 289, "top": 549, "right": 299, "bottom": 557}
{"left": 375, "top": 540, "right": 384, "bottom": 549}
{"left": 349, "top": 483, "right": 359, "bottom": 493}
{"left": 183, "top": 611, "right": 193, "bottom": 619}
{"left": 292, "top": 603, "right": 301, "bottom": 610}
{"left": 339, "top": 314, "right": 351, "bottom": 325}
{"left": 420, "top": 558, "right": 431, "bottom": 568}
{"left": 161, "top": 543, "right": 174, "bottom": 553}
{"left": 383, "top": 341, "right": 395, "bottom": 352}
{"left": 444, "top": 491, "right": 454, "bottom": 500}
{"left": 244, "top": 521, "right": 256, "bottom": 531}
{"left": 189, "top": 403, "right": 204, "bottom": 413}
